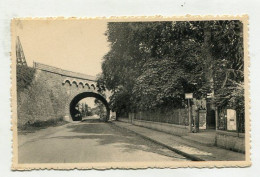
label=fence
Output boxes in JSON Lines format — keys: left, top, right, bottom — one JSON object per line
{"left": 133, "top": 108, "right": 189, "bottom": 126}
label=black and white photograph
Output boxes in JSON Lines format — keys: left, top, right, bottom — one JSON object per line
{"left": 11, "top": 16, "right": 249, "bottom": 169}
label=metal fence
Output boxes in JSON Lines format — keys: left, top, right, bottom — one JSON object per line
{"left": 134, "top": 109, "right": 189, "bottom": 126}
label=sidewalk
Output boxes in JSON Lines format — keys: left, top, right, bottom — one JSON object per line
{"left": 112, "top": 121, "right": 245, "bottom": 161}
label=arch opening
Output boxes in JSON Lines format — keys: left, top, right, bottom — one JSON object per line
{"left": 69, "top": 92, "right": 110, "bottom": 122}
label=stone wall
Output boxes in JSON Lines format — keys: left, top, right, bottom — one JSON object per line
{"left": 17, "top": 69, "right": 68, "bottom": 127}
{"left": 17, "top": 64, "right": 111, "bottom": 127}
{"left": 117, "top": 117, "right": 129, "bottom": 123}
{"left": 215, "top": 130, "right": 245, "bottom": 153}
{"left": 126, "top": 111, "right": 189, "bottom": 136}
{"left": 124, "top": 112, "right": 245, "bottom": 153}
{"left": 132, "top": 119, "right": 189, "bottom": 136}
{"left": 119, "top": 109, "right": 189, "bottom": 136}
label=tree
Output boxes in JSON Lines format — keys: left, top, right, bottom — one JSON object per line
{"left": 94, "top": 99, "right": 106, "bottom": 119}
{"left": 210, "top": 21, "right": 244, "bottom": 112}
{"left": 100, "top": 20, "right": 244, "bottom": 115}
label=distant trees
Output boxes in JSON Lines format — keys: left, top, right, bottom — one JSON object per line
{"left": 93, "top": 99, "right": 106, "bottom": 119}
{"left": 99, "top": 21, "right": 244, "bottom": 114}
{"left": 76, "top": 103, "right": 93, "bottom": 117}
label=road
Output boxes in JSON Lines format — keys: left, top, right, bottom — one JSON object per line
{"left": 18, "top": 117, "right": 188, "bottom": 163}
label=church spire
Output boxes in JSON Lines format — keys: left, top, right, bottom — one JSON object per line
{"left": 16, "top": 36, "right": 27, "bottom": 66}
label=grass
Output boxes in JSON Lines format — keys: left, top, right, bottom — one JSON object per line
{"left": 18, "top": 117, "right": 68, "bottom": 133}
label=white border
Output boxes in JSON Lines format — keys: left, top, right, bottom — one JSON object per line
{"left": 1, "top": 0, "right": 260, "bottom": 176}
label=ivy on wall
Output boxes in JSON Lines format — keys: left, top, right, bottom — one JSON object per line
{"left": 16, "top": 66, "right": 67, "bottom": 128}
{"left": 16, "top": 65, "right": 35, "bottom": 92}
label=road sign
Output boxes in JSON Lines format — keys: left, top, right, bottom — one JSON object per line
{"left": 227, "top": 109, "right": 237, "bottom": 131}
{"left": 185, "top": 93, "right": 193, "bottom": 99}
{"left": 207, "top": 92, "right": 214, "bottom": 98}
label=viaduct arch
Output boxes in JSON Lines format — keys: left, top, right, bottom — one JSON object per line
{"left": 66, "top": 92, "right": 110, "bottom": 121}
{"left": 33, "top": 62, "right": 113, "bottom": 122}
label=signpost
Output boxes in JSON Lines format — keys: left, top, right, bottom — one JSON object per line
{"left": 185, "top": 93, "right": 193, "bottom": 132}
{"left": 227, "top": 109, "right": 237, "bottom": 131}
{"left": 207, "top": 92, "right": 213, "bottom": 98}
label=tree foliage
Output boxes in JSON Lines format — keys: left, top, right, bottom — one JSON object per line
{"left": 99, "top": 20, "right": 244, "bottom": 113}
{"left": 93, "top": 99, "right": 106, "bottom": 119}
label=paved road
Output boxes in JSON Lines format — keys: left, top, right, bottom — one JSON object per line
{"left": 18, "top": 118, "right": 188, "bottom": 163}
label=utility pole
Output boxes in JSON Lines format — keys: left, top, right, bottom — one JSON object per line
{"left": 185, "top": 93, "right": 193, "bottom": 133}
{"left": 188, "top": 99, "right": 192, "bottom": 132}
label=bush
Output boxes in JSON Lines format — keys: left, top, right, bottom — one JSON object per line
{"left": 19, "top": 117, "right": 66, "bottom": 131}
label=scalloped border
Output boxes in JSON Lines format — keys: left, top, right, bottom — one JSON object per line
{"left": 11, "top": 15, "right": 250, "bottom": 170}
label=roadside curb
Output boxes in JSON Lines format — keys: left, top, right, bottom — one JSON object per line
{"left": 111, "top": 122, "right": 204, "bottom": 161}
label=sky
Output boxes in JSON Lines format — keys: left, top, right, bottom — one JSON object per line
{"left": 79, "top": 98, "right": 95, "bottom": 108}
{"left": 13, "top": 19, "right": 110, "bottom": 108}
{"left": 13, "top": 19, "right": 110, "bottom": 77}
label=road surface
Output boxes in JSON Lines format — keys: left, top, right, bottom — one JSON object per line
{"left": 18, "top": 118, "right": 188, "bottom": 163}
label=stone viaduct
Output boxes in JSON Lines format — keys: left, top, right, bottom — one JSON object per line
{"left": 33, "top": 62, "right": 113, "bottom": 122}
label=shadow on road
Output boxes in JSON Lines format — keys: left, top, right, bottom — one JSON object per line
{"left": 50, "top": 121, "right": 187, "bottom": 160}
{"left": 80, "top": 118, "right": 103, "bottom": 123}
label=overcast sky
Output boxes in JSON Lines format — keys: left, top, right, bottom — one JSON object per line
{"left": 13, "top": 19, "right": 110, "bottom": 77}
